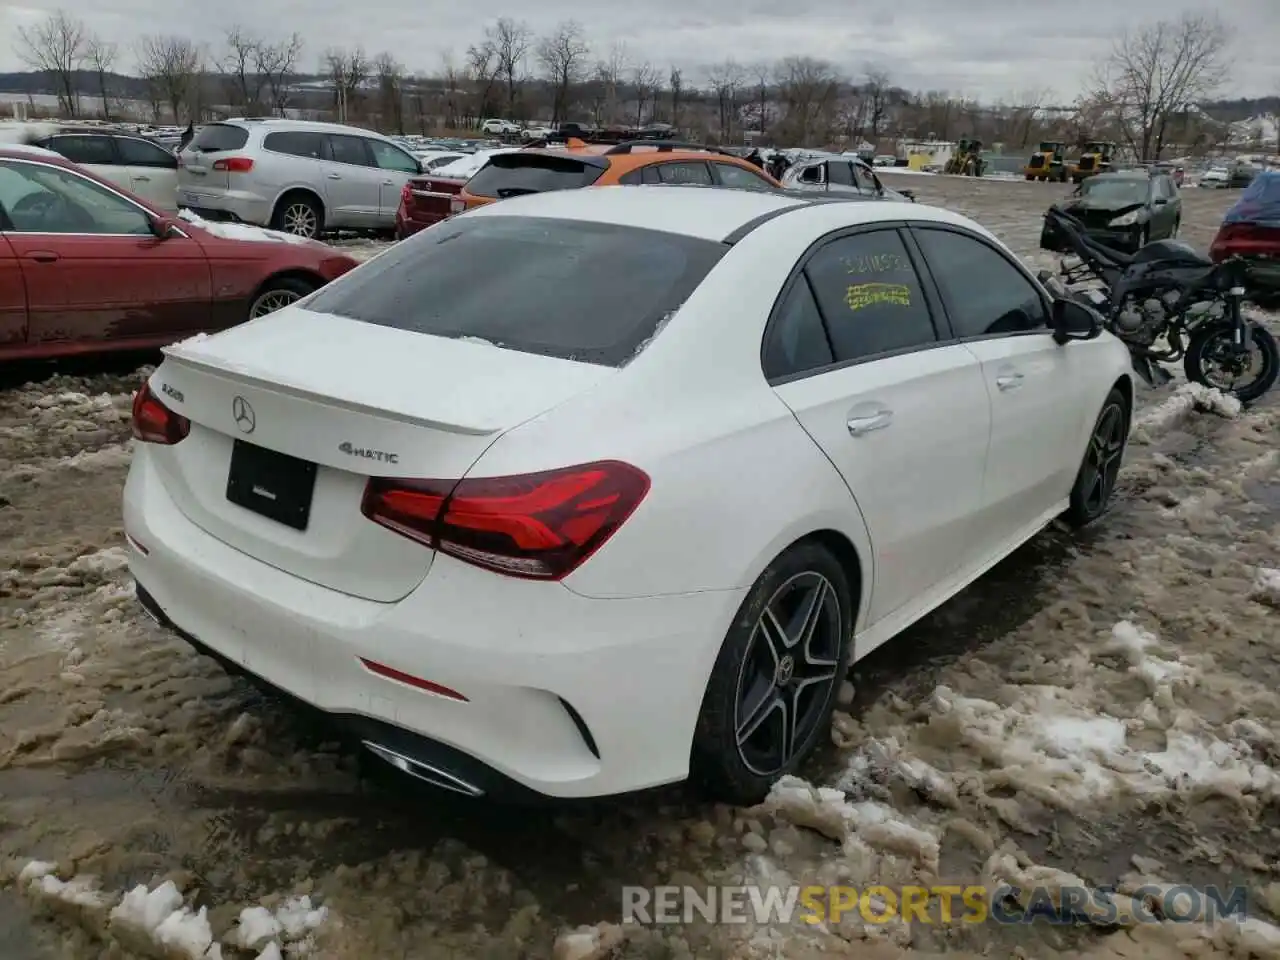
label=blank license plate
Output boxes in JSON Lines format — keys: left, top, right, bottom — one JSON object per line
{"left": 226, "top": 440, "right": 317, "bottom": 531}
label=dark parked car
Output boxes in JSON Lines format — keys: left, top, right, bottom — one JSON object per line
{"left": 1040, "top": 170, "right": 1181, "bottom": 254}
{"left": 0, "top": 144, "right": 360, "bottom": 362}
{"left": 1228, "top": 162, "right": 1262, "bottom": 189}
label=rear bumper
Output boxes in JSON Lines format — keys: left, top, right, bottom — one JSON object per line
{"left": 176, "top": 187, "right": 271, "bottom": 226}
{"left": 123, "top": 447, "right": 743, "bottom": 799}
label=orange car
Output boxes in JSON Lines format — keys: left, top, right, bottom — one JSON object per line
{"left": 456, "top": 138, "right": 783, "bottom": 211}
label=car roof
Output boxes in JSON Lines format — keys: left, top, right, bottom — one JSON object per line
{"left": 216, "top": 117, "right": 399, "bottom": 139}
{"left": 461, "top": 183, "right": 977, "bottom": 244}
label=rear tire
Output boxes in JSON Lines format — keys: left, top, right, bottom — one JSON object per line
{"left": 248, "top": 276, "right": 317, "bottom": 321}
{"left": 690, "top": 541, "right": 853, "bottom": 806}
{"left": 270, "top": 193, "right": 324, "bottom": 239}
{"left": 1063, "top": 387, "right": 1130, "bottom": 528}
{"left": 1184, "top": 323, "right": 1280, "bottom": 404}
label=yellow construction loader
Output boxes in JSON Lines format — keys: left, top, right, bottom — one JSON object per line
{"left": 1069, "top": 140, "right": 1117, "bottom": 183}
{"left": 944, "top": 138, "right": 986, "bottom": 176}
{"left": 1024, "top": 141, "right": 1068, "bottom": 182}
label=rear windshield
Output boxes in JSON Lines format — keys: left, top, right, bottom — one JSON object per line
{"left": 465, "top": 153, "right": 605, "bottom": 199}
{"left": 304, "top": 215, "right": 726, "bottom": 366}
{"left": 189, "top": 123, "right": 249, "bottom": 153}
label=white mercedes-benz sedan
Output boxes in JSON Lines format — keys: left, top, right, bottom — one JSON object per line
{"left": 123, "top": 185, "right": 1136, "bottom": 805}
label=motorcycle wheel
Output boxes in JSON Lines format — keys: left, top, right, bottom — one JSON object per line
{"left": 1184, "top": 323, "right": 1280, "bottom": 403}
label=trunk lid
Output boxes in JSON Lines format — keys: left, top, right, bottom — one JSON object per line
{"left": 178, "top": 122, "right": 251, "bottom": 192}
{"left": 147, "top": 308, "right": 613, "bottom": 602}
{"left": 406, "top": 175, "right": 465, "bottom": 220}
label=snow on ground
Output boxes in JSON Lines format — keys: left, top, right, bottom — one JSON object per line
{"left": 1, "top": 176, "right": 1278, "bottom": 960}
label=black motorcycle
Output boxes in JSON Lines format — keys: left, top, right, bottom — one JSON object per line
{"left": 1040, "top": 205, "right": 1279, "bottom": 402}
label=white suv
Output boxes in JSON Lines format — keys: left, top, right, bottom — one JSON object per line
{"left": 176, "top": 118, "right": 425, "bottom": 238}
{"left": 480, "top": 119, "right": 521, "bottom": 136}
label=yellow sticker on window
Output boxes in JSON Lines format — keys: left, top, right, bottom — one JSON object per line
{"left": 845, "top": 283, "right": 911, "bottom": 311}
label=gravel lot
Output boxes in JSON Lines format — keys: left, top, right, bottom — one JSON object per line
{"left": 2, "top": 175, "right": 1279, "bottom": 960}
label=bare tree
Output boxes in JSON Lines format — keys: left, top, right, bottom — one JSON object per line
{"left": 258, "top": 33, "right": 303, "bottom": 117}
{"left": 466, "top": 39, "right": 502, "bottom": 123}
{"left": 1006, "top": 87, "right": 1049, "bottom": 148}
{"left": 136, "top": 35, "right": 201, "bottom": 124}
{"left": 595, "top": 43, "right": 628, "bottom": 126}
{"left": 750, "top": 61, "right": 772, "bottom": 139}
{"left": 774, "top": 56, "right": 839, "bottom": 144}
{"left": 631, "top": 61, "right": 659, "bottom": 127}
{"left": 219, "top": 26, "right": 268, "bottom": 111}
{"left": 1092, "top": 13, "right": 1230, "bottom": 161}
{"left": 85, "top": 36, "right": 117, "bottom": 121}
{"left": 439, "top": 49, "right": 464, "bottom": 128}
{"left": 668, "top": 66, "right": 684, "bottom": 130}
{"left": 14, "top": 10, "right": 87, "bottom": 117}
{"left": 322, "top": 46, "right": 367, "bottom": 123}
{"left": 486, "top": 18, "right": 531, "bottom": 116}
{"left": 373, "top": 52, "right": 405, "bottom": 133}
{"left": 538, "top": 21, "right": 590, "bottom": 125}
{"left": 862, "top": 66, "right": 891, "bottom": 140}
{"left": 706, "top": 60, "right": 744, "bottom": 142}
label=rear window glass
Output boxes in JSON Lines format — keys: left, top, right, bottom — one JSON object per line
{"left": 189, "top": 124, "right": 249, "bottom": 153}
{"left": 464, "top": 154, "right": 605, "bottom": 199}
{"left": 304, "top": 215, "right": 726, "bottom": 366}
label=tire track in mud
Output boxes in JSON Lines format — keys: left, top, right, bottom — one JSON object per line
{"left": 1, "top": 189, "right": 1279, "bottom": 959}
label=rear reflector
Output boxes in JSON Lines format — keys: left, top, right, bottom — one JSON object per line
{"left": 359, "top": 658, "right": 468, "bottom": 701}
{"left": 131, "top": 382, "right": 190, "bottom": 444}
{"left": 361, "top": 461, "right": 650, "bottom": 580}
{"left": 212, "top": 156, "right": 254, "bottom": 172}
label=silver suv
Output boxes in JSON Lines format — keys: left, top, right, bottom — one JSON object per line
{"left": 177, "top": 118, "right": 424, "bottom": 238}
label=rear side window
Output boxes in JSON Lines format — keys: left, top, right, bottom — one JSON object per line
{"left": 263, "top": 131, "right": 324, "bottom": 158}
{"left": 711, "top": 163, "right": 775, "bottom": 191}
{"left": 189, "top": 123, "right": 249, "bottom": 153}
{"left": 803, "top": 229, "right": 937, "bottom": 362}
{"left": 115, "top": 137, "right": 176, "bottom": 167}
{"left": 763, "top": 279, "right": 834, "bottom": 380}
{"left": 327, "top": 135, "right": 373, "bottom": 166}
{"left": 827, "top": 161, "right": 853, "bottom": 186}
{"left": 656, "top": 162, "right": 712, "bottom": 185}
{"left": 465, "top": 154, "right": 604, "bottom": 198}
{"left": 50, "top": 135, "right": 117, "bottom": 165}
{"left": 304, "top": 215, "right": 727, "bottom": 366}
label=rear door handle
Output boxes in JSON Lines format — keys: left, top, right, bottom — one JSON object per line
{"left": 133, "top": 175, "right": 150, "bottom": 182}
{"left": 326, "top": 173, "right": 342, "bottom": 180}
{"left": 381, "top": 179, "right": 394, "bottom": 186}
{"left": 847, "top": 410, "right": 893, "bottom": 435}
{"left": 996, "top": 373, "right": 1024, "bottom": 391}
{"left": 27, "top": 251, "right": 59, "bottom": 263}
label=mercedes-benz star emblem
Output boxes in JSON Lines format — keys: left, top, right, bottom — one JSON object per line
{"left": 232, "top": 396, "right": 256, "bottom": 434}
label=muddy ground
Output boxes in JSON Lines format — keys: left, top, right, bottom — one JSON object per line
{"left": 1, "top": 176, "right": 1278, "bottom": 960}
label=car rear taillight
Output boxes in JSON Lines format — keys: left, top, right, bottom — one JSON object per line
{"left": 131, "top": 382, "right": 190, "bottom": 444}
{"left": 450, "top": 198, "right": 465, "bottom": 214}
{"left": 400, "top": 183, "right": 412, "bottom": 207}
{"left": 1210, "top": 223, "right": 1279, "bottom": 262}
{"left": 361, "top": 461, "right": 650, "bottom": 580}
{"left": 212, "top": 156, "right": 254, "bottom": 172}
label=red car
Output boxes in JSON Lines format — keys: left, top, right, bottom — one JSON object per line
{"left": 0, "top": 144, "right": 360, "bottom": 362}
{"left": 1210, "top": 170, "right": 1280, "bottom": 306}
{"left": 395, "top": 174, "right": 466, "bottom": 239}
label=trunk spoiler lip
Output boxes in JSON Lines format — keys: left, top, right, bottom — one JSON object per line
{"left": 159, "top": 346, "right": 501, "bottom": 437}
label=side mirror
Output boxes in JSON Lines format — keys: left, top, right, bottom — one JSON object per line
{"left": 899, "top": 188, "right": 916, "bottom": 202}
{"left": 148, "top": 215, "right": 181, "bottom": 240}
{"left": 1051, "top": 297, "right": 1103, "bottom": 344}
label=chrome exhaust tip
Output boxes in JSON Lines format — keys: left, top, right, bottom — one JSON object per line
{"left": 361, "top": 741, "right": 485, "bottom": 797}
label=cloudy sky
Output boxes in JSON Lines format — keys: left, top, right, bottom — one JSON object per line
{"left": 2, "top": 0, "right": 1276, "bottom": 103}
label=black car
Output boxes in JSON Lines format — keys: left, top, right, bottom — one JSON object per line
{"left": 1040, "top": 170, "right": 1182, "bottom": 254}
{"left": 1228, "top": 162, "right": 1261, "bottom": 189}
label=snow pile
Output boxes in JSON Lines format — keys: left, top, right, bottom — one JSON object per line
{"left": 15, "top": 861, "right": 329, "bottom": 959}
{"left": 1131, "top": 381, "right": 1241, "bottom": 440}
{"left": 1253, "top": 568, "right": 1280, "bottom": 607}
{"left": 178, "top": 209, "right": 319, "bottom": 247}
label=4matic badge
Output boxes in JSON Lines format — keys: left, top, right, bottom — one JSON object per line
{"left": 338, "top": 441, "right": 399, "bottom": 465}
